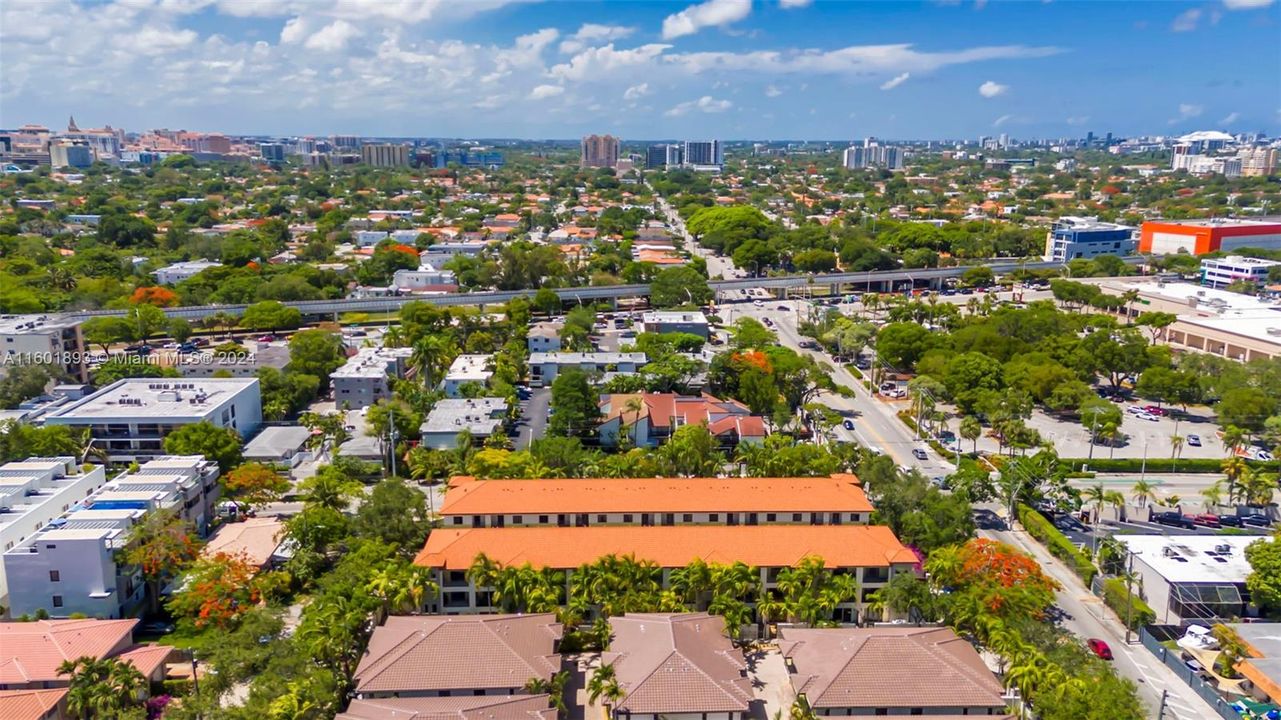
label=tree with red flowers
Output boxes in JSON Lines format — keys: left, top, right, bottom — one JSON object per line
{"left": 223, "top": 462, "right": 290, "bottom": 515}
{"left": 129, "top": 285, "right": 179, "bottom": 307}
{"left": 121, "top": 509, "right": 201, "bottom": 612}
{"left": 166, "top": 551, "right": 262, "bottom": 630}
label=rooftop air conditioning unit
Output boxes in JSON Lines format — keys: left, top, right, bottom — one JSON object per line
{"left": 1216, "top": 544, "right": 1232, "bottom": 555}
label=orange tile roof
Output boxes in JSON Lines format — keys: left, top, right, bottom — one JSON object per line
{"left": 0, "top": 619, "right": 159, "bottom": 686}
{"left": 114, "top": 644, "right": 173, "bottom": 680}
{"left": 202, "top": 517, "right": 285, "bottom": 568}
{"left": 440, "top": 474, "right": 870, "bottom": 516}
{"left": 415, "top": 525, "right": 916, "bottom": 571}
{"left": 0, "top": 689, "right": 65, "bottom": 720}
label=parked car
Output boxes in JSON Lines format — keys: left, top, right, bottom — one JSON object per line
{"left": 1125, "top": 406, "right": 1145, "bottom": 415}
{"left": 842, "top": 419, "right": 855, "bottom": 431}
{"left": 1087, "top": 638, "right": 1113, "bottom": 660}
{"left": 1152, "top": 511, "right": 1195, "bottom": 529}
{"left": 912, "top": 448, "right": 929, "bottom": 460}
{"left": 1253, "top": 449, "right": 1275, "bottom": 462}
{"left": 178, "top": 343, "right": 198, "bottom": 354}
{"left": 776, "top": 304, "right": 789, "bottom": 311}
{"left": 1186, "top": 434, "right": 1202, "bottom": 447}
{"left": 753, "top": 300, "right": 763, "bottom": 308}
{"left": 1143, "top": 405, "right": 1167, "bottom": 416}
{"left": 256, "top": 334, "right": 276, "bottom": 342}
{"left": 930, "top": 476, "right": 950, "bottom": 490}
{"left": 883, "top": 388, "right": 907, "bottom": 399}
{"left": 1190, "top": 514, "right": 1222, "bottom": 528}
{"left": 1243, "top": 514, "right": 1274, "bottom": 528}
{"left": 1135, "top": 412, "right": 1159, "bottom": 422}
{"left": 1218, "top": 514, "right": 1245, "bottom": 527}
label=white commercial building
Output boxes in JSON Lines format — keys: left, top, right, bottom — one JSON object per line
{"left": 391, "top": 265, "right": 457, "bottom": 292}
{"left": 0, "top": 314, "right": 88, "bottom": 382}
{"left": 44, "top": 378, "right": 262, "bottom": 463}
{"left": 441, "top": 354, "right": 494, "bottom": 398}
{"left": 1116, "top": 534, "right": 1268, "bottom": 625}
{"left": 2, "top": 455, "right": 220, "bottom": 619}
{"left": 420, "top": 398, "right": 508, "bottom": 449}
{"left": 0, "top": 458, "right": 108, "bottom": 610}
{"left": 527, "top": 321, "right": 562, "bottom": 353}
{"left": 419, "top": 242, "right": 489, "bottom": 269}
{"left": 640, "top": 311, "right": 709, "bottom": 339}
{"left": 178, "top": 343, "right": 291, "bottom": 379}
{"left": 332, "top": 347, "right": 415, "bottom": 409}
{"left": 153, "top": 260, "right": 222, "bottom": 285}
{"left": 528, "top": 352, "right": 648, "bottom": 387}
{"left": 1201, "top": 256, "right": 1281, "bottom": 289}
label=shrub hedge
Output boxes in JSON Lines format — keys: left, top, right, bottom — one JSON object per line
{"left": 1064, "top": 457, "right": 1280, "bottom": 473}
{"left": 1017, "top": 503, "right": 1098, "bottom": 586}
{"left": 1101, "top": 576, "right": 1156, "bottom": 630}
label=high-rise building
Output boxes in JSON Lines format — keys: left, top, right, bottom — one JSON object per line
{"left": 1239, "top": 147, "right": 1278, "bottom": 177}
{"left": 665, "top": 144, "right": 684, "bottom": 168}
{"left": 841, "top": 146, "right": 866, "bottom": 169}
{"left": 1086, "top": 131, "right": 1095, "bottom": 147}
{"left": 683, "top": 140, "right": 723, "bottom": 168}
{"left": 998, "top": 133, "right": 1009, "bottom": 149}
{"left": 258, "top": 143, "right": 287, "bottom": 163}
{"left": 645, "top": 144, "right": 667, "bottom": 169}
{"left": 580, "top": 134, "right": 620, "bottom": 169}
{"left": 49, "top": 140, "right": 93, "bottom": 168}
{"left": 361, "top": 143, "right": 410, "bottom": 167}
{"left": 332, "top": 135, "right": 360, "bottom": 149}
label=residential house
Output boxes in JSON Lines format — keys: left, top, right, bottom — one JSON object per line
{"left": 603, "top": 613, "right": 753, "bottom": 720}
{"left": 779, "top": 626, "right": 1010, "bottom": 717}
{"left": 441, "top": 355, "right": 494, "bottom": 398}
{"left": 527, "top": 322, "right": 562, "bottom": 353}
{"left": 421, "top": 398, "right": 509, "bottom": 449}
{"left": 597, "top": 393, "right": 767, "bottom": 449}
{"left": 338, "top": 695, "right": 557, "bottom": 720}
{"left": 0, "top": 619, "right": 173, "bottom": 692}
{"left": 640, "top": 311, "right": 710, "bottom": 339}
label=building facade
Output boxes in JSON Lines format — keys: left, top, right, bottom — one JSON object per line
{"left": 581, "top": 134, "right": 620, "bottom": 169}
{"left": 527, "top": 351, "right": 647, "bottom": 387}
{"left": 1139, "top": 219, "right": 1281, "bottom": 255}
{"left": 683, "top": 140, "right": 723, "bottom": 168}
{"left": 1200, "top": 256, "right": 1281, "bottom": 289}
{"left": 1044, "top": 216, "right": 1137, "bottom": 262}
{"left": 361, "top": 143, "right": 410, "bottom": 168}
{"left": 0, "top": 314, "right": 88, "bottom": 382}
{"left": 332, "top": 347, "right": 415, "bottom": 410}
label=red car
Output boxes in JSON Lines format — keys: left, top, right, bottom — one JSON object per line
{"left": 1143, "top": 406, "right": 1167, "bottom": 417}
{"left": 1088, "top": 638, "right": 1113, "bottom": 660}
{"left": 1190, "top": 513, "right": 1222, "bottom": 528}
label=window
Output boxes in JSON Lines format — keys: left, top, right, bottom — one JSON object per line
{"left": 792, "top": 513, "right": 802, "bottom": 522}
{"left": 49, "top": 570, "right": 60, "bottom": 582}
{"left": 623, "top": 514, "right": 633, "bottom": 523}
{"left": 512, "top": 515, "right": 523, "bottom": 525}
{"left": 682, "top": 513, "right": 693, "bottom": 523}
{"left": 766, "top": 513, "right": 777, "bottom": 522}
{"left": 539, "top": 515, "right": 549, "bottom": 524}
{"left": 598, "top": 514, "right": 607, "bottom": 523}
{"left": 45, "top": 544, "right": 56, "bottom": 550}
{"left": 709, "top": 513, "right": 718, "bottom": 522}
{"left": 452, "top": 517, "right": 463, "bottom": 525}
{"left": 52, "top": 595, "right": 63, "bottom": 608}
{"left": 874, "top": 711, "right": 887, "bottom": 717}
{"left": 910, "top": 710, "right": 923, "bottom": 716}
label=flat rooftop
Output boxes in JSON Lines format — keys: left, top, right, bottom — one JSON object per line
{"left": 1111, "top": 279, "right": 1281, "bottom": 316}
{"left": 421, "top": 398, "right": 506, "bottom": 435}
{"left": 642, "top": 311, "right": 709, "bottom": 323}
{"left": 528, "top": 352, "right": 647, "bottom": 364}
{"left": 0, "top": 314, "right": 80, "bottom": 334}
{"left": 1117, "top": 534, "right": 1268, "bottom": 584}
{"left": 45, "top": 378, "right": 257, "bottom": 421}
{"left": 444, "top": 354, "right": 493, "bottom": 381}
{"left": 243, "top": 426, "right": 312, "bottom": 458}
{"left": 1147, "top": 217, "right": 1281, "bottom": 229}
{"left": 440, "top": 473, "right": 871, "bottom": 515}
{"left": 331, "top": 346, "right": 413, "bottom": 379}
{"left": 416, "top": 524, "right": 917, "bottom": 570}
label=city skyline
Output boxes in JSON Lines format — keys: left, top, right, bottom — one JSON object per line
{"left": 2, "top": 0, "right": 1279, "bottom": 140}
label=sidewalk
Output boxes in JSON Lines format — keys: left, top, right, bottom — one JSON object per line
{"left": 981, "top": 509, "right": 1218, "bottom": 720}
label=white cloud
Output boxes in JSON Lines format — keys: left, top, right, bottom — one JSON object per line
{"left": 1066, "top": 115, "right": 1090, "bottom": 126}
{"left": 623, "top": 82, "right": 650, "bottom": 101}
{"left": 1223, "top": 0, "right": 1274, "bottom": 8}
{"left": 528, "top": 84, "right": 565, "bottom": 99}
{"left": 1221, "top": 111, "right": 1241, "bottom": 124}
{"left": 662, "top": 0, "right": 752, "bottom": 40}
{"left": 668, "top": 44, "right": 1061, "bottom": 76}
{"left": 550, "top": 43, "right": 670, "bottom": 82}
{"left": 117, "top": 26, "right": 200, "bottom": 55}
{"left": 993, "top": 114, "right": 1013, "bottom": 127}
{"left": 880, "top": 72, "right": 910, "bottom": 90}
{"left": 780, "top": 0, "right": 813, "bottom": 7}
{"left": 559, "top": 23, "right": 635, "bottom": 54}
{"left": 304, "top": 19, "right": 362, "bottom": 51}
{"left": 978, "top": 80, "right": 1007, "bottom": 97}
{"left": 280, "top": 16, "right": 308, "bottom": 44}
{"left": 1172, "top": 8, "right": 1201, "bottom": 31}
{"left": 665, "top": 95, "right": 733, "bottom": 116}
{"left": 764, "top": 84, "right": 783, "bottom": 97}
{"left": 1179, "top": 103, "right": 1204, "bottom": 118}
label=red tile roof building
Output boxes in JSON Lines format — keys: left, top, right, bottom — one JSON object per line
{"left": 598, "top": 393, "right": 767, "bottom": 449}
{"left": 0, "top": 619, "right": 172, "bottom": 691}
{"left": 338, "top": 695, "right": 557, "bottom": 720}
{"left": 0, "top": 689, "right": 67, "bottom": 720}
{"left": 603, "top": 613, "right": 753, "bottom": 720}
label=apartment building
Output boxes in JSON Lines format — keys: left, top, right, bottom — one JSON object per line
{"left": 0, "top": 314, "right": 88, "bottom": 382}
{"left": 0, "top": 458, "right": 108, "bottom": 610}
{"left": 527, "top": 351, "right": 648, "bottom": 387}
{"left": 597, "top": 393, "right": 767, "bottom": 449}
{"left": 44, "top": 378, "right": 262, "bottom": 463}
{"left": 153, "top": 259, "right": 222, "bottom": 285}
{"left": 639, "top": 310, "right": 710, "bottom": 339}
{"left": 332, "top": 346, "right": 415, "bottom": 409}
{"left": 441, "top": 354, "right": 494, "bottom": 397}
{"left": 3, "top": 456, "right": 220, "bottom": 619}
{"left": 1200, "top": 255, "right": 1281, "bottom": 289}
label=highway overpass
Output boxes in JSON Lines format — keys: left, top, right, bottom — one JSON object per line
{"left": 56, "top": 256, "right": 1143, "bottom": 322}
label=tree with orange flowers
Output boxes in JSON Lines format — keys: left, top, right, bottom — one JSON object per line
{"left": 925, "top": 538, "right": 1058, "bottom": 621}
{"left": 223, "top": 462, "right": 290, "bottom": 515}
{"left": 120, "top": 509, "right": 201, "bottom": 612}
{"left": 129, "top": 285, "right": 178, "bottom": 307}
{"left": 166, "top": 551, "right": 262, "bottom": 630}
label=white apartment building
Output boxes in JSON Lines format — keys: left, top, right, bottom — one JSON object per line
{"left": 640, "top": 311, "right": 710, "bottom": 339}
{"left": 1201, "top": 256, "right": 1281, "bottom": 289}
{"left": 527, "top": 352, "right": 648, "bottom": 387}
{"left": 527, "top": 321, "right": 562, "bottom": 353}
{"left": 419, "top": 242, "right": 489, "bottom": 269}
{"left": 441, "top": 354, "right": 494, "bottom": 398}
{"left": 420, "top": 398, "right": 508, "bottom": 449}
{"left": 153, "top": 260, "right": 222, "bottom": 285}
{"left": 332, "top": 347, "right": 415, "bottom": 409}
{"left": 2, "top": 456, "right": 220, "bottom": 619}
{"left": 391, "top": 265, "right": 458, "bottom": 292}
{"left": 0, "top": 314, "right": 88, "bottom": 381}
{"left": 0, "top": 458, "right": 108, "bottom": 610}
{"left": 44, "top": 378, "right": 262, "bottom": 463}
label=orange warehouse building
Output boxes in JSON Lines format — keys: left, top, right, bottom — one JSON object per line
{"left": 1139, "top": 219, "right": 1281, "bottom": 255}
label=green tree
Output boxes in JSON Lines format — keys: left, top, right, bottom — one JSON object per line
{"left": 549, "top": 369, "right": 602, "bottom": 438}
{"left": 533, "top": 287, "right": 561, "bottom": 315}
{"left": 354, "top": 478, "right": 432, "bottom": 555}
{"left": 81, "top": 316, "right": 135, "bottom": 353}
{"left": 164, "top": 421, "right": 243, "bottom": 471}
{"left": 242, "top": 300, "right": 302, "bottom": 333}
{"left": 58, "top": 656, "right": 146, "bottom": 719}
{"left": 1246, "top": 536, "right": 1281, "bottom": 617}
{"left": 656, "top": 424, "right": 725, "bottom": 477}
{"left": 650, "top": 266, "right": 712, "bottom": 308}
{"left": 127, "top": 303, "right": 167, "bottom": 341}
{"left": 876, "top": 322, "right": 935, "bottom": 371}
{"left": 1218, "top": 388, "right": 1276, "bottom": 434}
{"left": 120, "top": 508, "right": 201, "bottom": 612}
{"left": 167, "top": 317, "right": 194, "bottom": 343}
{"left": 288, "top": 330, "right": 346, "bottom": 386}
{"left": 0, "top": 363, "right": 53, "bottom": 409}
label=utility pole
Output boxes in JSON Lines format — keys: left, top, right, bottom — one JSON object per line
{"left": 1140, "top": 435, "right": 1149, "bottom": 483}
{"left": 1087, "top": 408, "right": 1099, "bottom": 461}
{"left": 388, "top": 404, "right": 398, "bottom": 477}
{"left": 1124, "top": 548, "right": 1136, "bottom": 644}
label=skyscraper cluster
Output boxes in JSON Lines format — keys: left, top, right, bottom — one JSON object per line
{"left": 842, "top": 138, "right": 902, "bottom": 170}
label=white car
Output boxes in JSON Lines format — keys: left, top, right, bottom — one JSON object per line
{"left": 1135, "top": 412, "right": 1159, "bottom": 422}
{"left": 753, "top": 300, "right": 763, "bottom": 308}
{"left": 1125, "top": 406, "right": 1145, "bottom": 415}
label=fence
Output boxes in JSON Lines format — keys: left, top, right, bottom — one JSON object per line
{"left": 1138, "top": 626, "right": 1240, "bottom": 720}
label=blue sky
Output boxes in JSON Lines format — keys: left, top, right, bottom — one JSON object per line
{"left": 2, "top": 0, "right": 1278, "bottom": 140}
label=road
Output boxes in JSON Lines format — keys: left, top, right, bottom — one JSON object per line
{"left": 652, "top": 188, "right": 741, "bottom": 280}
{"left": 517, "top": 387, "right": 552, "bottom": 449}
{"left": 732, "top": 299, "right": 954, "bottom": 475}
{"left": 975, "top": 508, "right": 1216, "bottom": 720}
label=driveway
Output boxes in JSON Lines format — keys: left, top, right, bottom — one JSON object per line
{"left": 517, "top": 387, "right": 552, "bottom": 449}
{"left": 745, "top": 645, "right": 794, "bottom": 720}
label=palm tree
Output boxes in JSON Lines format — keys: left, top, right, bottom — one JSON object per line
{"left": 1081, "top": 483, "right": 1107, "bottom": 525}
{"left": 1223, "top": 456, "right": 1249, "bottom": 505}
{"left": 621, "top": 396, "right": 646, "bottom": 447}
{"left": 1202, "top": 480, "right": 1224, "bottom": 512}
{"left": 58, "top": 657, "right": 145, "bottom": 719}
{"left": 1120, "top": 289, "right": 1140, "bottom": 324}
{"left": 1170, "top": 434, "right": 1185, "bottom": 465}
{"left": 1241, "top": 469, "right": 1279, "bottom": 507}
{"left": 587, "top": 663, "right": 625, "bottom": 710}
{"left": 960, "top": 415, "right": 982, "bottom": 454}
{"left": 1223, "top": 425, "right": 1248, "bottom": 458}
{"left": 1104, "top": 490, "right": 1127, "bottom": 522}
{"left": 1131, "top": 479, "right": 1156, "bottom": 509}
{"left": 525, "top": 671, "right": 570, "bottom": 718}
